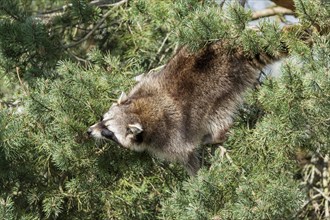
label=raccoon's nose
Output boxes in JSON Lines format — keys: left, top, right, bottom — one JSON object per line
{"left": 87, "top": 127, "right": 92, "bottom": 136}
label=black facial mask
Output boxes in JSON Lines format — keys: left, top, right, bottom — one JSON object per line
{"left": 101, "top": 128, "right": 121, "bottom": 146}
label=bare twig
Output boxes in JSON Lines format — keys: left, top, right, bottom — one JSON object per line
{"left": 63, "top": 10, "right": 111, "bottom": 49}
{"left": 101, "top": 0, "right": 128, "bottom": 7}
{"left": 323, "top": 155, "right": 330, "bottom": 218}
{"left": 39, "top": 0, "right": 127, "bottom": 18}
{"left": 0, "top": 100, "right": 21, "bottom": 108}
{"left": 219, "top": 145, "right": 233, "bottom": 163}
{"left": 61, "top": 0, "right": 128, "bottom": 49}
{"left": 148, "top": 33, "right": 170, "bottom": 69}
{"left": 36, "top": 0, "right": 128, "bottom": 27}
{"left": 313, "top": 187, "right": 330, "bottom": 202}
{"left": 66, "top": 50, "right": 90, "bottom": 66}
{"left": 1, "top": 7, "right": 21, "bottom": 21}
{"left": 294, "top": 193, "right": 322, "bottom": 218}
{"left": 16, "top": 67, "right": 30, "bottom": 96}
{"left": 252, "top": 6, "right": 294, "bottom": 20}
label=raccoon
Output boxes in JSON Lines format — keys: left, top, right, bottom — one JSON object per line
{"left": 87, "top": 40, "right": 286, "bottom": 175}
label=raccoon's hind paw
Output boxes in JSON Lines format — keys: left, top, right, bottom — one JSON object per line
{"left": 184, "top": 152, "right": 201, "bottom": 176}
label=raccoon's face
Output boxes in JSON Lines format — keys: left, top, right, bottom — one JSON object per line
{"left": 88, "top": 93, "right": 145, "bottom": 152}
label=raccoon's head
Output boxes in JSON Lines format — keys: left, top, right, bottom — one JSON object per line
{"left": 87, "top": 92, "right": 145, "bottom": 152}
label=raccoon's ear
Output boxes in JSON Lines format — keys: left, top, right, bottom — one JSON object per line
{"left": 117, "top": 91, "right": 128, "bottom": 104}
{"left": 134, "top": 73, "right": 144, "bottom": 82}
{"left": 128, "top": 123, "right": 143, "bottom": 135}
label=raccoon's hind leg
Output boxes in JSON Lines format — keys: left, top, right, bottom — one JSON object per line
{"left": 183, "top": 151, "right": 200, "bottom": 176}
{"left": 202, "top": 127, "right": 229, "bottom": 145}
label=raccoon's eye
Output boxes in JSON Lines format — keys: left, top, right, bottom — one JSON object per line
{"left": 120, "top": 99, "right": 131, "bottom": 105}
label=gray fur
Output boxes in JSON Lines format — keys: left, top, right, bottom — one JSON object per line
{"left": 88, "top": 41, "right": 285, "bottom": 175}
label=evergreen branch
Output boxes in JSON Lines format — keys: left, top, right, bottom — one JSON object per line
{"left": 252, "top": 6, "right": 294, "bottom": 20}
{"left": 198, "top": 17, "right": 213, "bottom": 35}
{"left": 62, "top": 10, "right": 111, "bottom": 49}
{"left": 296, "top": 0, "right": 316, "bottom": 26}
{"left": 0, "top": 7, "right": 21, "bottom": 21}
{"left": 33, "top": 0, "right": 128, "bottom": 34}
{"left": 38, "top": 0, "right": 128, "bottom": 19}
{"left": 38, "top": 4, "right": 72, "bottom": 15}
{"left": 61, "top": 90, "right": 81, "bottom": 103}
{"left": 232, "top": 7, "right": 243, "bottom": 26}
{"left": 61, "top": 0, "right": 127, "bottom": 50}
{"left": 30, "top": 95, "right": 53, "bottom": 112}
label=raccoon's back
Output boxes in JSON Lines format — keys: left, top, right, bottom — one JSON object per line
{"left": 157, "top": 41, "right": 285, "bottom": 134}
{"left": 162, "top": 41, "right": 283, "bottom": 100}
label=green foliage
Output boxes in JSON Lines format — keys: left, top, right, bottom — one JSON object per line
{"left": 176, "top": 6, "right": 229, "bottom": 51}
{"left": 294, "top": 0, "right": 330, "bottom": 28}
{"left": 162, "top": 27, "right": 330, "bottom": 220}
{"left": 0, "top": 0, "right": 62, "bottom": 80}
{"left": 0, "top": 196, "right": 16, "bottom": 220}
{"left": 0, "top": 49, "right": 186, "bottom": 218}
{"left": 172, "top": 0, "right": 287, "bottom": 57}
{"left": 114, "top": 0, "right": 175, "bottom": 68}
{"left": 163, "top": 155, "right": 304, "bottom": 219}
{"left": 70, "top": 0, "right": 96, "bottom": 23}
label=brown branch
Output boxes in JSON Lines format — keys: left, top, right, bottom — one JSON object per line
{"left": 99, "top": 0, "right": 128, "bottom": 7}
{"left": 148, "top": 33, "right": 170, "bottom": 69}
{"left": 313, "top": 187, "right": 330, "bottom": 202}
{"left": 294, "top": 193, "right": 322, "bottom": 219}
{"left": 271, "top": 0, "right": 295, "bottom": 11}
{"left": 62, "top": 10, "right": 112, "bottom": 49}
{"left": 252, "top": 6, "right": 294, "bottom": 20}
{"left": 39, "top": 0, "right": 126, "bottom": 15}
{"left": 1, "top": 7, "right": 21, "bottom": 21}
{"left": 62, "top": 0, "right": 128, "bottom": 49}
{"left": 66, "top": 50, "right": 90, "bottom": 66}
{"left": 16, "top": 67, "right": 30, "bottom": 96}
{"left": 323, "top": 155, "right": 330, "bottom": 218}
{"left": 37, "top": 0, "right": 128, "bottom": 22}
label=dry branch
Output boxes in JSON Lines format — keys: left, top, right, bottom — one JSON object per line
{"left": 60, "top": 0, "right": 128, "bottom": 49}
{"left": 16, "top": 67, "right": 29, "bottom": 96}
{"left": 37, "top": 0, "right": 128, "bottom": 23}
{"left": 271, "top": 0, "right": 295, "bottom": 11}
{"left": 62, "top": 9, "right": 113, "bottom": 49}
{"left": 252, "top": 6, "right": 294, "bottom": 20}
